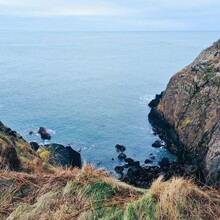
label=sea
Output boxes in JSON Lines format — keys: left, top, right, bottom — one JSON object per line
{"left": 0, "top": 31, "right": 219, "bottom": 170}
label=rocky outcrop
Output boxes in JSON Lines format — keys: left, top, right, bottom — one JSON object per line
{"left": 37, "top": 143, "right": 82, "bottom": 168}
{"left": 0, "top": 121, "right": 82, "bottom": 171}
{"left": 149, "top": 39, "right": 220, "bottom": 186}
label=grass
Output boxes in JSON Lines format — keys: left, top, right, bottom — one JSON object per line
{"left": 1, "top": 123, "right": 220, "bottom": 219}
{"left": 1, "top": 166, "right": 220, "bottom": 220}
{"left": 199, "top": 65, "right": 215, "bottom": 81}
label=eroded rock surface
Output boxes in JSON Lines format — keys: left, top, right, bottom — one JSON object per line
{"left": 149, "top": 39, "right": 220, "bottom": 186}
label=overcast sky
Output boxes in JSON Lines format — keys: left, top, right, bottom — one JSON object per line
{"left": 0, "top": 0, "right": 220, "bottom": 31}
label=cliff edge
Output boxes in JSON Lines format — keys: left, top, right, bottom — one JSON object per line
{"left": 149, "top": 39, "right": 220, "bottom": 186}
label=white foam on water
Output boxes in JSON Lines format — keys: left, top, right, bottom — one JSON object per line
{"left": 139, "top": 94, "right": 155, "bottom": 102}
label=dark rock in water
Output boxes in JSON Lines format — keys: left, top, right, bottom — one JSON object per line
{"left": 130, "top": 161, "right": 140, "bottom": 167}
{"left": 38, "top": 127, "right": 51, "bottom": 140}
{"left": 123, "top": 164, "right": 130, "bottom": 168}
{"left": 0, "top": 147, "right": 20, "bottom": 171}
{"left": 148, "top": 92, "right": 164, "bottom": 108}
{"left": 44, "top": 144, "right": 81, "bottom": 168}
{"left": 29, "top": 131, "right": 34, "bottom": 135}
{"left": 124, "top": 158, "right": 134, "bottom": 164}
{"left": 118, "top": 153, "right": 126, "bottom": 159}
{"left": 114, "top": 166, "right": 124, "bottom": 174}
{"left": 115, "top": 144, "right": 126, "bottom": 152}
{"left": 159, "top": 158, "right": 170, "bottom": 170}
{"left": 145, "top": 159, "right": 153, "bottom": 164}
{"left": 150, "top": 155, "right": 156, "bottom": 160}
{"left": 30, "top": 142, "right": 40, "bottom": 151}
{"left": 152, "top": 140, "right": 163, "bottom": 148}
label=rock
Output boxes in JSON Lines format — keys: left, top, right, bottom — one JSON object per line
{"left": 0, "top": 147, "right": 20, "bottom": 171}
{"left": 124, "top": 158, "right": 134, "bottom": 164}
{"left": 150, "top": 155, "right": 156, "bottom": 160}
{"left": 159, "top": 158, "right": 170, "bottom": 170}
{"left": 184, "top": 164, "right": 198, "bottom": 174}
{"left": 39, "top": 143, "right": 82, "bottom": 168}
{"left": 115, "top": 144, "right": 126, "bottom": 152}
{"left": 152, "top": 140, "right": 163, "bottom": 148}
{"left": 130, "top": 161, "right": 140, "bottom": 167}
{"left": 30, "top": 142, "right": 40, "bottom": 151}
{"left": 148, "top": 39, "right": 220, "bottom": 186}
{"left": 123, "top": 164, "right": 130, "bottom": 168}
{"left": 45, "top": 143, "right": 64, "bottom": 151}
{"left": 114, "top": 166, "right": 124, "bottom": 174}
{"left": 144, "top": 159, "right": 153, "bottom": 164}
{"left": 38, "top": 127, "right": 51, "bottom": 140}
{"left": 29, "top": 131, "right": 34, "bottom": 135}
{"left": 148, "top": 92, "right": 163, "bottom": 108}
{"left": 37, "top": 143, "right": 82, "bottom": 168}
{"left": 118, "top": 153, "right": 126, "bottom": 159}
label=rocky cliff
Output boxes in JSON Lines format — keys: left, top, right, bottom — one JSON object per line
{"left": 149, "top": 39, "right": 220, "bottom": 186}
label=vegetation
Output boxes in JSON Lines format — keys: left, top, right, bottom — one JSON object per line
{"left": 199, "top": 65, "right": 215, "bottom": 81}
{"left": 1, "top": 164, "right": 220, "bottom": 220}
{"left": 1, "top": 123, "right": 220, "bottom": 219}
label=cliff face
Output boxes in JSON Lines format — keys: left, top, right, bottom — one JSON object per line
{"left": 149, "top": 39, "right": 220, "bottom": 186}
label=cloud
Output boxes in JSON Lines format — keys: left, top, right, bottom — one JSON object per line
{"left": 0, "top": 0, "right": 132, "bottom": 17}
{"left": 0, "top": 0, "right": 219, "bottom": 30}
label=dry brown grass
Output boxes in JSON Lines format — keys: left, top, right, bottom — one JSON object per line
{"left": 1, "top": 164, "right": 220, "bottom": 220}
{"left": 149, "top": 176, "right": 220, "bottom": 220}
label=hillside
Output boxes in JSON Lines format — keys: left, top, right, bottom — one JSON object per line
{"left": 1, "top": 122, "right": 220, "bottom": 219}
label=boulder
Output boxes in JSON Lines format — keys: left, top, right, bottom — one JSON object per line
{"left": 0, "top": 147, "right": 20, "bottom": 171}
{"left": 30, "top": 142, "right": 40, "bottom": 151}
{"left": 124, "top": 158, "right": 134, "bottom": 164}
{"left": 39, "top": 143, "right": 81, "bottom": 168}
{"left": 115, "top": 144, "right": 126, "bottom": 152}
{"left": 152, "top": 140, "right": 163, "bottom": 148}
{"left": 114, "top": 166, "right": 124, "bottom": 174}
{"left": 144, "top": 159, "right": 153, "bottom": 164}
{"left": 118, "top": 153, "right": 126, "bottom": 159}
{"left": 38, "top": 127, "right": 51, "bottom": 140}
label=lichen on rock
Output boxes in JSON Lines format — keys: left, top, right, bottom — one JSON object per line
{"left": 149, "top": 39, "right": 220, "bottom": 186}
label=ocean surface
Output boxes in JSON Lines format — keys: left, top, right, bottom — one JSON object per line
{"left": 0, "top": 31, "right": 219, "bottom": 170}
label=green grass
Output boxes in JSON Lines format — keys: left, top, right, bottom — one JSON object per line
{"left": 199, "top": 65, "right": 215, "bottom": 80}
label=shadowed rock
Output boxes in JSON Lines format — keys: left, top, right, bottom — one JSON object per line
{"left": 38, "top": 127, "right": 51, "bottom": 140}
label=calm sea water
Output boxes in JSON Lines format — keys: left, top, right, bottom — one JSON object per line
{"left": 0, "top": 31, "right": 219, "bottom": 170}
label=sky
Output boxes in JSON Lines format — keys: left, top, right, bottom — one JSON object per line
{"left": 0, "top": 0, "right": 220, "bottom": 31}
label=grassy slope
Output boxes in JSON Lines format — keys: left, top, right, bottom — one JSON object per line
{"left": 1, "top": 123, "right": 220, "bottom": 220}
